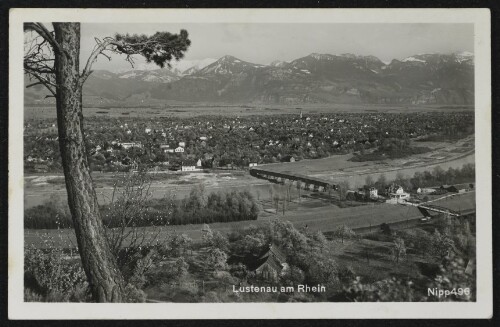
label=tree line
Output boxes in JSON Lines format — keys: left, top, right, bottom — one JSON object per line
{"left": 24, "top": 185, "right": 260, "bottom": 229}
{"left": 363, "top": 163, "right": 475, "bottom": 192}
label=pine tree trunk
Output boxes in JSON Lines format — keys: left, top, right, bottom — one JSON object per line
{"left": 53, "top": 23, "right": 125, "bottom": 302}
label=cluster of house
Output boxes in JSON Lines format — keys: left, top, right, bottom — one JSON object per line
{"left": 89, "top": 137, "right": 207, "bottom": 172}
{"left": 159, "top": 141, "right": 188, "bottom": 154}
{"left": 416, "top": 183, "right": 474, "bottom": 195}
{"left": 346, "top": 187, "right": 378, "bottom": 201}
{"left": 26, "top": 110, "right": 473, "bottom": 174}
{"left": 346, "top": 182, "right": 474, "bottom": 204}
{"left": 105, "top": 111, "right": 472, "bottom": 163}
{"left": 384, "top": 184, "right": 411, "bottom": 204}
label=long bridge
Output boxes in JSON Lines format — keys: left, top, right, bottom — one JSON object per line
{"left": 250, "top": 167, "right": 337, "bottom": 192}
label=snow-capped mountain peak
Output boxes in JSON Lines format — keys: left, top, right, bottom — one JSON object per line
{"left": 116, "top": 69, "right": 180, "bottom": 83}
{"left": 269, "top": 60, "right": 288, "bottom": 67}
{"left": 309, "top": 53, "right": 334, "bottom": 60}
{"left": 455, "top": 51, "right": 474, "bottom": 57}
{"left": 401, "top": 56, "right": 426, "bottom": 63}
{"left": 453, "top": 51, "right": 474, "bottom": 64}
{"left": 197, "top": 55, "right": 263, "bottom": 75}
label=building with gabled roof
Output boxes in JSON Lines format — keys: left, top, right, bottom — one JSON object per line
{"left": 227, "top": 243, "right": 288, "bottom": 282}
{"left": 251, "top": 244, "right": 287, "bottom": 281}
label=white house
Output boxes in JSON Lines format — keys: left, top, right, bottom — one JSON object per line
{"left": 386, "top": 184, "right": 410, "bottom": 203}
{"left": 196, "top": 159, "right": 202, "bottom": 167}
{"left": 121, "top": 142, "right": 143, "bottom": 149}
{"left": 417, "top": 187, "right": 435, "bottom": 194}
{"left": 181, "top": 165, "right": 196, "bottom": 171}
{"left": 145, "top": 128, "right": 152, "bottom": 134}
{"left": 178, "top": 141, "right": 186, "bottom": 147}
{"left": 175, "top": 147, "right": 184, "bottom": 153}
{"left": 368, "top": 187, "right": 378, "bottom": 198}
{"left": 249, "top": 163, "right": 258, "bottom": 168}
{"left": 199, "top": 136, "right": 208, "bottom": 141}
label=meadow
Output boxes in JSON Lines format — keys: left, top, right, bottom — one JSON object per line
{"left": 24, "top": 102, "right": 474, "bottom": 119}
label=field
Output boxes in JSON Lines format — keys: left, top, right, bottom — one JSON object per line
{"left": 24, "top": 190, "right": 475, "bottom": 249}
{"left": 24, "top": 102, "right": 474, "bottom": 119}
{"left": 24, "top": 170, "right": 269, "bottom": 209}
{"left": 256, "top": 135, "right": 475, "bottom": 187}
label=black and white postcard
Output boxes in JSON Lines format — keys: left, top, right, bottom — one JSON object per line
{"left": 8, "top": 8, "right": 492, "bottom": 319}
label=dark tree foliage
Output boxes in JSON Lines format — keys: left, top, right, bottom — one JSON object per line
{"left": 114, "top": 30, "right": 191, "bottom": 68}
{"left": 24, "top": 187, "right": 260, "bottom": 229}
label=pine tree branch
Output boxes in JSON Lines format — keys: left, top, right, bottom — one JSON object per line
{"left": 79, "top": 30, "right": 191, "bottom": 86}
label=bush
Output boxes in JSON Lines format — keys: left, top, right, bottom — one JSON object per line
{"left": 338, "top": 277, "right": 416, "bottom": 302}
{"left": 24, "top": 198, "right": 72, "bottom": 229}
{"left": 123, "top": 283, "right": 147, "bottom": 303}
{"left": 24, "top": 241, "right": 89, "bottom": 302}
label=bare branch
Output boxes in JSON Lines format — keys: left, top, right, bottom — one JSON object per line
{"left": 24, "top": 27, "right": 57, "bottom": 97}
{"left": 79, "top": 38, "right": 115, "bottom": 86}
{"left": 24, "top": 23, "right": 61, "bottom": 54}
{"left": 24, "top": 69, "right": 56, "bottom": 97}
{"left": 25, "top": 81, "right": 44, "bottom": 88}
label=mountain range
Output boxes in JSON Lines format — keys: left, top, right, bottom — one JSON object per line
{"left": 25, "top": 52, "right": 474, "bottom": 106}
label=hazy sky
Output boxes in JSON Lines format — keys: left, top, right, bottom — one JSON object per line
{"left": 80, "top": 23, "right": 474, "bottom": 72}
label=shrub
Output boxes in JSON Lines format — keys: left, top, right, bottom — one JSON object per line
{"left": 337, "top": 265, "right": 357, "bottom": 283}
{"left": 338, "top": 277, "right": 416, "bottom": 302}
{"left": 24, "top": 199, "right": 72, "bottom": 229}
{"left": 24, "top": 241, "right": 88, "bottom": 302}
{"left": 123, "top": 283, "right": 147, "bottom": 303}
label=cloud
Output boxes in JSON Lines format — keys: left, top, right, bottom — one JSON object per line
{"left": 80, "top": 23, "right": 474, "bottom": 73}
